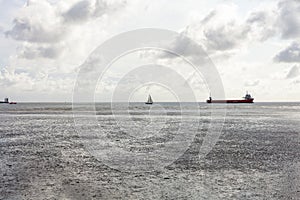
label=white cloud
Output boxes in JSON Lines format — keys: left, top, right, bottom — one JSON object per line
{"left": 292, "top": 79, "right": 300, "bottom": 85}
{"left": 0, "top": 65, "right": 76, "bottom": 101}
{"left": 5, "top": 0, "right": 126, "bottom": 53}
{"left": 1, "top": 0, "right": 300, "bottom": 101}
{"left": 0, "top": 67, "right": 34, "bottom": 91}
{"left": 244, "top": 80, "right": 260, "bottom": 87}
{"left": 1, "top": 0, "right": 127, "bottom": 101}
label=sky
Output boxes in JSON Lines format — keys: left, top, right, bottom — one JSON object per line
{"left": 0, "top": 0, "right": 299, "bottom": 102}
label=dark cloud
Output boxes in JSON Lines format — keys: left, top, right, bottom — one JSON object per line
{"left": 245, "top": 0, "right": 300, "bottom": 41}
{"left": 203, "top": 23, "right": 250, "bottom": 52}
{"left": 247, "top": 11, "right": 267, "bottom": 24}
{"left": 5, "top": 0, "right": 126, "bottom": 59}
{"left": 5, "top": 1, "right": 65, "bottom": 43}
{"left": 274, "top": 42, "right": 300, "bottom": 63}
{"left": 64, "top": 1, "right": 92, "bottom": 22}
{"left": 180, "top": 7, "right": 253, "bottom": 56}
{"left": 63, "top": 0, "right": 126, "bottom": 23}
{"left": 6, "top": 0, "right": 126, "bottom": 43}
{"left": 19, "top": 44, "right": 63, "bottom": 59}
{"left": 286, "top": 65, "right": 299, "bottom": 79}
{"left": 246, "top": 10, "right": 277, "bottom": 41}
{"left": 138, "top": 0, "right": 300, "bottom": 63}
{"left": 277, "top": 0, "right": 300, "bottom": 39}
{"left": 200, "top": 10, "right": 217, "bottom": 24}
{"left": 5, "top": 18, "right": 65, "bottom": 43}
{"left": 199, "top": 7, "right": 252, "bottom": 52}
{"left": 182, "top": 3, "right": 284, "bottom": 56}
{"left": 163, "top": 34, "right": 206, "bottom": 57}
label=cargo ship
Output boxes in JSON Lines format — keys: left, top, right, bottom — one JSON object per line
{"left": 0, "top": 98, "right": 17, "bottom": 104}
{"left": 207, "top": 92, "right": 254, "bottom": 103}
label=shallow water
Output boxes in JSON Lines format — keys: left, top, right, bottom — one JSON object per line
{"left": 0, "top": 102, "right": 299, "bottom": 199}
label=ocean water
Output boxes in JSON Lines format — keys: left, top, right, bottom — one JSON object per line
{"left": 0, "top": 102, "right": 299, "bottom": 199}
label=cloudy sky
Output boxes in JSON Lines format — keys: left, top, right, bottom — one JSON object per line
{"left": 0, "top": 0, "right": 299, "bottom": 102}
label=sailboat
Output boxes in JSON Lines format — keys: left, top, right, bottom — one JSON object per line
{"left": 145, "top": 94, "right": 153, "bottom": 104}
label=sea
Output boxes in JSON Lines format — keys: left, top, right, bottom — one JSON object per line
{"left": 0, "top": 102, "right": 299, "bottom": 199}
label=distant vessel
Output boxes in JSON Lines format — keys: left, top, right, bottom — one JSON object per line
{"left": 145, "top": 95, "right": 153, "bottom": 104}
{"left": 0, "top": 98, "right": 17, "bottom": 104}
{"left": 0, "top": 98, "right": 9, "bottom": 104}
{"left": 207, "top": 92, "right": 254, "bottom": 103}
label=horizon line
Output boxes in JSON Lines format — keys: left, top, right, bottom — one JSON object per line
{"left": 6, "top": 101, "right": 300, "bottom": 103}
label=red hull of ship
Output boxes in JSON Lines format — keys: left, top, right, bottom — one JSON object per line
{"left": 207, "top": 99, "right": 254, "bottom": 103}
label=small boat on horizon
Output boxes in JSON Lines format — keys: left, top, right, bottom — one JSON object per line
{"left": 207, "top": 92, "right": 254, "bottom": 104}
{"left": 0, "top": 98, "right": 17, "bottom": 104}
{"left": 145, "top": 94, "right": 153, "bottom": 105}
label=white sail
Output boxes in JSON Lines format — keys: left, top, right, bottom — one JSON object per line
{"left": 146, "top": 95, "right": 153, "bottom": 104}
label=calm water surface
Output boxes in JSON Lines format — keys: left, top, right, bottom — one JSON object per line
{"left": 0, "top": 102, "right": 299, "bottom": 199}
